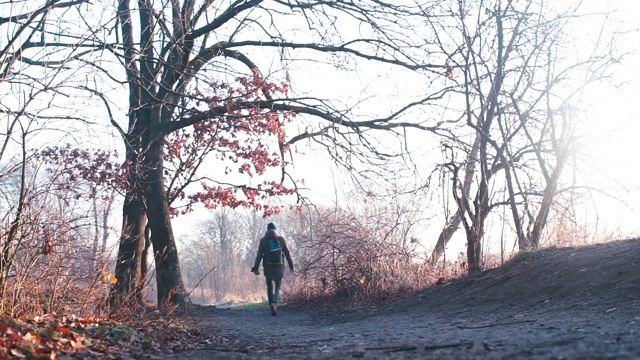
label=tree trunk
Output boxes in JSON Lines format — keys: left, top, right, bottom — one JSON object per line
{"left": 92, "top": 199, "right": 100, "bottom": 270}
{"left": 143, "top": 139, "right": 187, "bottom": 309}
{"left": 467, "top": 217, "right": 484, "bottom": 274}
{"left": 431, "top": 133, "right": 480, "bottom": 263}
{"left": 110, "top": 190, "right": 146, "bottom": 308}
{"left": 430, "top": 217, "right": 460, "bottom": 264}
{"left": 467, "top": 204, "right": 486, "bottom": 274}
{"left": 526, "top": 154, "right": 564, "bottom": 249}
{"left": 139, "top": 224, "right": 151, "bottom": 287}
{"left": 110, "top": 0, "right": 149, "bottom": 309}
{"left": 467, "top": 136, "right": 490, "bottom": 274}
{"left": 101, "top": 191, "right": 114, "bottom": 257}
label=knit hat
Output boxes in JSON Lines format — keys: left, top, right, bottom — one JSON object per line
{"left": 267, "top": 222, "right": 276, "bottom": 230}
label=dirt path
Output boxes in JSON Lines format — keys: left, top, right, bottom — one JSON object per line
{"left": 166, "top": 240, "right": 640, "bottom": 359}
{"left": 172, "top": 302, "right": 638, "bottom": 359}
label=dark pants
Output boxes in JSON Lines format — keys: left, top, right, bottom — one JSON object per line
{"left": 265, "top": 276, "right": 282, "bottom": 304}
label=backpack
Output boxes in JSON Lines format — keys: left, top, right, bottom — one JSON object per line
{"left": 265, "top": 237, "right": 283, "bottom": 265}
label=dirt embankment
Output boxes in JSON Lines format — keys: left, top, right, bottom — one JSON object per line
{"left": 171, "top": 239, "right": 640, "bottom": 359}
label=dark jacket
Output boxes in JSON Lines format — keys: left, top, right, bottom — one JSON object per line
{"left": 253, "top": 230, "right": 294, "bottom": 280}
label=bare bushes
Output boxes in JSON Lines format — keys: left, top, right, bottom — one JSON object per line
{"left": 287, "top": 205, "right": 437, "bottom": 303}
{"left": 0, "top": 161, "right": 117, "bottom": 318}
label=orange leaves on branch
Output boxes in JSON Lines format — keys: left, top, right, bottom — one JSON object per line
{"left": 188, "top": 181, "right": 296, "bottom": 217}
{"left": 99, "top": 272, "right": 117, "bottom": 285}
{"left": 165, "top": 70, "right": 298, "bottom": 216}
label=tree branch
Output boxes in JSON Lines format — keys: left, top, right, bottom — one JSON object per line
{"left": 186, "top": 0, "right": 263, "bottom": 40}
{"left": 166, "top": 99, "right": 440, "bottom": 140}
{"left": 0, "top": 0, "right": 88, "bottom": 26}
{"left": 222, "top": 40, "right": 441, "bottom": 71}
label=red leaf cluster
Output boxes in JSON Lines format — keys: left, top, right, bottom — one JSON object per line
{"left": 166, "top": 70, "right": 298, "bottom": 216}
{"left": 37, "top": 145, "right": 125, "bottom": 199}
{"left": 189, "top": 181, "right": 296, "bottom": 217}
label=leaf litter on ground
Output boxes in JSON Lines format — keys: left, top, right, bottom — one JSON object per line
{"left": 0, "top": 312, "right": 207, "bottom": 359}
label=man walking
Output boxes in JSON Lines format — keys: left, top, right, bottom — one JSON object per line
{"left": 251, "top": 223, "right": 294, "bottom": 315}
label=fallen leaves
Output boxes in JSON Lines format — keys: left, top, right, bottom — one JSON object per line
{"left": 0, "top": 314, "right": 204, "bottom": 359}
{"left": 0, "top": 315, "right": 132, "bottom": 358}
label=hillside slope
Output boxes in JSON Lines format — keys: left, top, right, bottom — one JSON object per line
{"left": 178, "top": 239, "right": 640, "bottom": 359}
{"left": 403, "top": 238, "right": 640, "bottom": 313}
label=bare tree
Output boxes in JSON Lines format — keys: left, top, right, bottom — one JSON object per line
{"left": 429, "top": 0, "right": 624, "bottom": 270}
{"left": 101, "top": 0, "right": 452, "bottom": 308}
